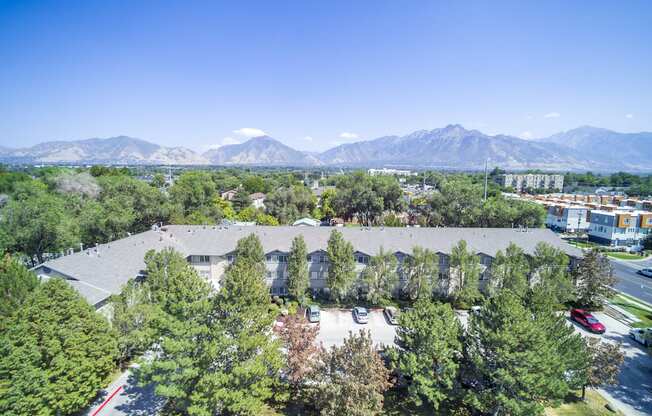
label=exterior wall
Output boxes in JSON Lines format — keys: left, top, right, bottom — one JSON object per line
{"left": 587, "top": 212, "right": 649, "bottom": 247}
{"left": 545, "top": 207, "right": 589, "bottom": 232}
{"left": 502, "top": 174, "right": 564, "bottom": 192}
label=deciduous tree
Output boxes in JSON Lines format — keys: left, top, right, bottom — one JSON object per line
{"left": 362, "top": 246, "right": 398, "bottom": 304}
{"left": 313, "top": 330, "right": 392, "bottom": 416}
{"left": 449, "top": 240, "right": 482, "bottom": 307}
{"left": 402, "top": 246, "right": 438, "bottom": 301}
{"left": 287, "top": 235, "right": 309, "bottom": 303}
{"left": 326, "top": 230, "right": 356, "bottom": 302}
{"left": 0, "top": 253, "right": 38, "bottom": 320}
{"left": 582, "top": 338, "right": 624, "bottom": 400}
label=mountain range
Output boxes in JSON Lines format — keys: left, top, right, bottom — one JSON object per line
{"left": 1, "top": 125, "right": 651, "bottom": 171}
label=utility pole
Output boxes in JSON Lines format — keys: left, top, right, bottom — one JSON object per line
{"left": 483, "top": 158, "right": 489, "bottom": 201}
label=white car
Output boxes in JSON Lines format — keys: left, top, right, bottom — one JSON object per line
{"left": 629, "top": 327, "right": 652, "bottom": 346}
{"left": 353, "top": 307, "right": 369, "bottom": 324}
{"left": 636, "top": 268, "right": 652, "bottom": 278}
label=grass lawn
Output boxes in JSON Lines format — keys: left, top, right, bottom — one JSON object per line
{"left": 606, "top": 251, "right": 646, "bottom": 260}
{"left": 611, "top": 293, "right": 652, "bottom": 328}
{"left": 545, "top": 390, "right": 624, "bottom": 416}
{"left": 569, "top": 241, "right": 599, "bottom": 249}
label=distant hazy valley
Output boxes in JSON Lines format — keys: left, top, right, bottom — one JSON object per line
{"left": 2, "top": 125, "right": 651, "bottom": 171}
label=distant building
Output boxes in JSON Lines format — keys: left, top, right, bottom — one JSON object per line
{"left": 545, "top": 205, "right": 590, "bottom": 233}
{"left": 587, "top": 210, "right": 652, "bottom": 247}
{"left": 368, "top": 168, "right": 416, "bottom": 177}
{"left": 501, "top": 173, "right": 564, "bottom": 192}
{"left": 292, "top": 217, "right": 320, "bottom": 227}
{"left": 221, "top": 189, "right": 238, "bottom": 201}
{"left": 250, "top": 192, "right": 266, "bottom": 209}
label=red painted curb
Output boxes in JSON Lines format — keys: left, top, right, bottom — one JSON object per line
{"left": 91, "top": 385, "right": 123, "bottom": 416}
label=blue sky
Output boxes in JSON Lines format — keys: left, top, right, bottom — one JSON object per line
{"left": 1, "top": 0, "right": 650, "bottom": 151}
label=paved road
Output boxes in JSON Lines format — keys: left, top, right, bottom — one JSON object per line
{"left": 611, "top": 258, "right": 652, "bottom": 304}
{"left": 585, "top": 312, "right": 652, "bottom": 416}
{"left": 83, "top": 364, "right": 164, "bottom": 416}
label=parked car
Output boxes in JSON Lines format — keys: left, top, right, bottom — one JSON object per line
{"left": 384, "top": 306, "right": 399, "bottom": 325}
{"left": 629, "top": 327, "right": 652, "bottom": 346}
{"left": 570, "top": 309, "right": 606, "bottom": 334}
{"left": 306, "top": 305, "right": 320, "bottom": 323}
{"left": 636, "top": 268, "right": 652, "bottom": 278}
{"left": 353, "top": 306, "right": 369, "bottom": 324}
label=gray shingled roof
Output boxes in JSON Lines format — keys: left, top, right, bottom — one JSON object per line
{"left": 36, "top": 225, "right": 581, "bottom": 307}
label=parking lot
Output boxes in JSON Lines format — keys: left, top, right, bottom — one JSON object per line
{"left": 315, "top": 308, "right": 397, "bottom": 348}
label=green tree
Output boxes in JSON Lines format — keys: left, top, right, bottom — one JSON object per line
{"left": 0, "top": 253, "right": 38, "bottom": 320}
{"left": 232, "top": 189, "right": 252, "bottom": 211}
{"left": 0, "top": 181, "right": 79, "bottom": 264}
{"left": 231, "top": 233, "right": 266, "bottom": 276}
{"left": 169, "top": 171, "right": 222, "bottom": 222}
{"left": 313, "top": 330, "right": 392, "bottom": 416}
{"left": 391, "top": 300, "right": 462, "bottom": 411}
{"left": 265, "top": 185, "right": 316, "bottom": 224}
{"left": 488, "top": 243, "right": 530, "bottom": 298}
{"left": 191, "top": 235, "right": 283, "bottom": 415}
{"left": 449, "top": 240, "right": 482, "bottom": 307}
{"left": 137, "top": 249, "right": 215, "bottom": 415}
{"left": 287, "top": 235, "right": 309, "bottom": 302}
{"left": 362, "top": 247, "right": 398, "bottom": 304}
{"left": 150, "top": 172, "right": 166, "bottom": 188}
{"left": 0, "top": 278, "right": 118, "bottom": 416}
{"left": 573, "top": 250, "right": 616, "bottom": 309}
{"left": 530, "top": 242, "right": 574, "bottom": 305}
{"left": 111, "top": 279, "right": 157, "bottom": 366}
{"left": 402, "top": 246, "right": 439, "bottom": 301}
{"left": 464, "top": 290, "right": 575, "bottom": 416}
{"left": 582, "top": 338, "right": 624, "bottom": 400}
{"left": 326, "top": 230, "right": 356, "bottom": 302}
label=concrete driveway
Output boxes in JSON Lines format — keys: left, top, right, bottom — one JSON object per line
{"left": 315, "top": 308, "right": 397, "bottom": 349}
{"left": 584, "top": 312, "right": 652, "bottom": 416}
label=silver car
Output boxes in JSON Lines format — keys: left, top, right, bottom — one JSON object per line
{"left": 636, "top": 268, "right": 652, "bottom": 278}
{"left": 629, "top": 327, "right": 652, "bottom": 346}
{"left": 306, "top": 305, "right": 320, "bottom": 323}
{"left": 353, "top": 307, "right": 369, "bottom": 324}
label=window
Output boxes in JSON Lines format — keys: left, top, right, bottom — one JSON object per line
{"left": 277, "top": 270, "right": 284, "bottom": 279}
{"left": 278, "top": 255, "right": 288, "bottom": 263}
{"left": 356, "top": 255, "right": 368, "bottom": 264}
{"left": 319, "top": 255, "right": 327, "bottom": 264}
{"left": 311, "top": 271, "right": 319, "bottom": 280}
{"left": 227, "top": 255, "right": 236, "bottom": 263}
{"left": 306, "top": 255, "right": 313, "bottom": 262}
{"left": 266, "top": 255, "right": 272, "bottom": 262}
{"left": 192, "top": 255, "right": 209, "bottom": 263}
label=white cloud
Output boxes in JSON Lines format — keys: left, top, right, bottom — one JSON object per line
{"left": 207, "top": 136, "right": 240, "bottom": 149}
{"left": 232, "top": 127, "right": 267, "bottom": 138}
{"left": 543, "top": 112, "right": 561, "bottom": 119}
{"left": 520, "top": 131, "right": 534, "bottom": 140}
{"left": 339, "top": 132, "right": 359, "bottom": 139}
{"left": 303, "top": 136, "right": 314, "bottom": 142}
{"left": 625, "top": 113, "right": 634, "bottom": 119}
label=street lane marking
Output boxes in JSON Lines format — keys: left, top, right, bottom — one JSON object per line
{"left": 91, "top": 385, "right": 123, "bottom": 416}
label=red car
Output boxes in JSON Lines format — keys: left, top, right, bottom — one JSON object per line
{"left": 570, "top": 309, "right": 605, "bottom": 334}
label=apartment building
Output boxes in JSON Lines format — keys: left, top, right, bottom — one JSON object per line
{"left": 501, "top": 174, "right": 564, "bottom": 192}
{"left": 587, "top": 210, "right": 652, "bottom": 247}
{"left": 545, "top": 205, "right": 590, "bottom": 233}
{"left": 32, "top": 225, "right": 582, "bottom": 311}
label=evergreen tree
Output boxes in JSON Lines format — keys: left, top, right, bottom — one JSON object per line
{"left": 362, "top": 246, "right": 399, "bottom": 304}
{"left": 464, "top": 290, "right": 573, "bottom": 415}
{"left": 402, "top": 246, "right": 438, "bottom": 301}
{"left": 137, "top": 250, "right": 214, "bottom": 415}
{"left": 0, "top": 253, "right": 38, "bottom": 320}
{"left": 488, "top": 243, "right": 530, "bottom": 298}
{"left": 573, "top": 250, "right": 616, "bottom": 309}
{"left": 313, "top": 330, "right": 392, "bottom": 416}
{"left": 185, "top": 235, "right": 283, "bottom": 415}
{"left": 391, "top": 299, "right": 462, "bottom": 411}
{"left": 0, "top": 278, "right": 118, "bottom": 416}
{"left": 287, "top": 235, "right": 309, "bottom": 303}
{"left": 449, "top": 240, "right": 482, "bottom": 307}
{"left": 326, "top": 230, "right": 356, "bottom": 302}
{"left": 530, "top": 242, "right": 574, "bottom": 305}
